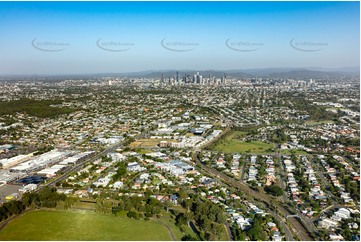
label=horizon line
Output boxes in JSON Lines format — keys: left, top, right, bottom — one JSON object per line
{"left": 0, "top": 66, "right": 360, "bottom": 77}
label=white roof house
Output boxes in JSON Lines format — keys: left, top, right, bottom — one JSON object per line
{"left": 112, "top": 181, "right": 124, "bottom": 189}
{"left": 318, "top": 218, "right": 339, "bottom": 229}
{"left": 329, "top": 234, "right": 344, "bottom": 241}
{"left": 334, "top": 208, "right": 351, "bottom": 219}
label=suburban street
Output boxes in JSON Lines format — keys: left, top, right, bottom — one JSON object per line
{"left": 192, "top": 151, "right": 314, "bottom": 241}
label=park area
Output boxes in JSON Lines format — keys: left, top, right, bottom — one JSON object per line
{"left": 0, "top": 210, "right": 173, "bottom": 240}
{"left": 209, "top": 131, "right": 275, "bottom": 154}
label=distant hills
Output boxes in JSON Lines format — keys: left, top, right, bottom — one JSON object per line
{"left": 135, "top": 67, "right": 359, "bottom": 79}
{"left": 266, "top": 69, "right": 358, "bottom": 79}
{"left": 0, "top": 67, "right": 359, "bottom": 81}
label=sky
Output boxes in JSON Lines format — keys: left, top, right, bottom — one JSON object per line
{"left": 0, "top": 1, "right": 359, "bottom": 75}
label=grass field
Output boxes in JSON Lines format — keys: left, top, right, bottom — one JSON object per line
{"left": 0, "top": 210, "right": 172, "bottom": 241}
{"left": 226, "top": 131, "right": 248, "bottom": 140}
{"left": 210, "top": 131, "right": 275, "bottom": 154}
{"left": 137, "top": 149, "right": 153, "bottom": 154}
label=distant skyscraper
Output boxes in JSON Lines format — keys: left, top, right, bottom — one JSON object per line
{"left": 161, "top": 74, "right": 164, "bottom": 83}
{"left": 176, "top": 72, "right": 179, "bottom": 84}
{"left": 195, "top": 72, "right": 201, "bottom": 84}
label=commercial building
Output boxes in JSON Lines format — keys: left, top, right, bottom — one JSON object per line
{"left": 0, "top": 154, "right": 33, "bottom": 169}
{"left": 10, "top": 149, "right": 70, "bottom": 173}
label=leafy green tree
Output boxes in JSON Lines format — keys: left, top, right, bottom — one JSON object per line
{"left": 175, "top": 213, "right": 188, "bottom": 227}
{"left": 181, "top": 235, "right": 199, "bottom": 241}
{"left": 248, "top": 223, "right": 261, "bottom": 240}
{"left": 264, "top": 185, "right": 283, "bottom": 196}
{"left": 211, "top": 223, "right": 225, "bottom": 240}
{"left": 3, "top": 201, "right": 25, "bottom": 216}
{"left": 127, "top": 211, "right": 139, "bottom": 219}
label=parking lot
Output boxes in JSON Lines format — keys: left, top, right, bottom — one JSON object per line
{"left": 0, "top": 184, "right": 24, "bottom": 204}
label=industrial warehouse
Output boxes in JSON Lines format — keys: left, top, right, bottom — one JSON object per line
{"left": 0, "top": 149, "right": 94, "bottom": 203}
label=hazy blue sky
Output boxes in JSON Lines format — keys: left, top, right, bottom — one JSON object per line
{"left": 0, "top": 1, "right": 359, "bottom": 75}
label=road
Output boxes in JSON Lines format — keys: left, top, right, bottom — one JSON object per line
{"left": 34, "top": 126, "right": 162, "bottom": 194}
{"left": 224, "top": 222, "right": 233, "bottom": 241}
{"left": 267, "top": 207, "right": 295, "bottom": 241}
{"left": 156, "top": 219, "right": 176, "bottom": 241}
{"left": 310, "top": 157, "right": 341, "bottom": 222}
{"left": 192, "top": 151, "right": 314, "bottom": 241}
{"left": 44, "top": 143, "right": 122, "bottom": 188}
{"left": 240, "top": 157, "right": 247, "bottom": 182}
{"left": 43, "top": 131, "right": 148, "bottom": 190}
{"left": 310, "top": 157, "right": 340, "bottom": 207}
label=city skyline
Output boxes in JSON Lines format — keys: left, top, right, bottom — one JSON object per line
{"left": 0, "top": 1, "right": 359, "bottom": 75}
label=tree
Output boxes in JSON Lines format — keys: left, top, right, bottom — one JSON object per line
{"left": 246, "top": 216, "right": 263, "bottom": 240}
{"left": 181, "top": 235, "right": 198, "bottom": 241}
{"left": 343, "top": 228, "right": 352, "bottom": 241}
{"left": 311, "top": 201, "right": 320, "bottom": 211}
{"left": 4, "top": 201, "right": 25, "bottom": 216}
{"left": 264, "top": 185, "right": 283, "bottom": 196}
{"left": 127, "top": 211, "right": 138, "bottom": 219}
{"left": 144, "top": 189, "right": 152, "bottom": 199}
{"left": 215, "top": 210, "right": 226, "bottom": 224}
{"left": 259, "top": 230, "right": 268, "bottom": 241}
{"left": 231, "top": 224, "right": 240, "bottom": 240}
{"left": 164, "top": 200, "right": 173, "bottom": 212}
{"left": 21, "top": 192, "right": 37, "bottom": 207}
{"left": 178, "top": 190, "right": 188, "bottom": 200}
{"left": 248, "top": 226, "right": 261, "bottom": 241}
{"left": 175, "top": 213, "right": 188, "bottom": 227}
{"left": 211, "top": 223, "right": 225, "bottom": 240}
{"left": 124, "top": 200, "right": 133, "bottom": 211}
{"left": 181, "top": 198, "right": 192, "bottom": 212}
{"left": 113, "top": 162, "right": 127, "bottom": 181}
